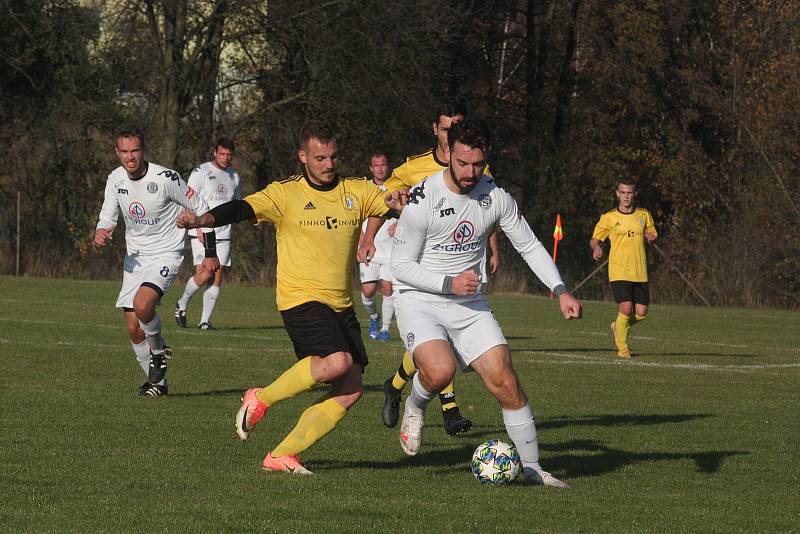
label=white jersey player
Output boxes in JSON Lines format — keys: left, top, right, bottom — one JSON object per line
{"left": 386, "top": 117, "right": 582, "bottom": 487}
{"left": 358, "top": 153, "right": 397, "bottom": 341}
{"left": 175, "top": 138, "right": 241, "bottom": 330}
{"left": 94, "top": 126, "right": 219, "bottom": 397}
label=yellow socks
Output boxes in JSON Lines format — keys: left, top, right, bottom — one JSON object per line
{"left": 391, "top": 350, "right": 417, "bottom": 390}
{"left": 439, "top": 380, "right": 457, "bottom": 412}
{"left": 615, "top": 313, "right": 631, "bottom": 346}
{"left": 256, "top": 357, "right": 317, "bottom": 406}
{"left": 272, "top": 397, "right": 348, "bottom": 457}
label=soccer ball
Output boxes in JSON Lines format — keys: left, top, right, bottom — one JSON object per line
{"left": 471, "top": 439, "right": 521, "bottom": 486}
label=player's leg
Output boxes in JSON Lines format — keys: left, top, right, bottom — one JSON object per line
{"left": 359, "top": 261, "right": 381, "bottom": 339}
{"left": 629, "top": 283, "right": 650, "bottom": 328}
{"left": 610, "top": 281, "right": 634, "bottom": 358}
{"left": 381, "top": 349, "right": 415, "bottom": 428}
{"left": 470, "top": 345, "right": 568, "bottom": 488}
{"left": 175, "top": 238, "right": 210, "bottom": 327}
{"left": 198, "top": 268, "right": 224, "bottom": 329}
{"left": 400, "top": 339, "right": 457, "bottom": 455}
{"left": 377, "top": 271, "right": 394, "bottom": 341}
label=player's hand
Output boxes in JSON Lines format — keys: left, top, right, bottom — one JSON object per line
{"left": 558, "top": 293, "right": 582, "bottom": 320}
{"left": 357, "top": 241, "right": 376, "bottom": 265}
{"left": 645, "top": 230, "right": 657, "bottom": 243}
{"left": 199, "top": 257, "right": 220, "bottom": 274}
{"left": 452, "top": 269, "right": 480, "bottom": 296}
{"left": 94, "top": 228, "right": 113, "bottom": 247}
{"left": 591, "top": 246, "right": 604, "bottom": 261}
{"left": 177, "top": 208, "right": 201, "bottom": 229}
{"left": 489, "top": 254, "right": 500, "bottom": 274}
{"left": 385, "top": 190, "right": 408, "bottom": 212}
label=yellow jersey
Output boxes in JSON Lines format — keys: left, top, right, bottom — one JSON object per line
{"left": 591, "top": 207, "right": 657, "bottom": 282}
{"left": 244, "top": 173, "right": 389, "bottom": 311}
{"left": 385, "top": 148, "right": 491, "bottom": 192}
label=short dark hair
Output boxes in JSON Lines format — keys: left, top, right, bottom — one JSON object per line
{"left": 115, "top": 125, "right": 144, "bottom": 147}
{"left": 370, "top": 152, "right": 389, "bottom": 162}
{"left": 619, "top": 178, "right": 637, "bottom": 189}
{"left": 299, "top": 120, "right": 336, "bottom": 150}
{"left": 215, "top": 136, "right": 235, "bottom": 152}
{"left": 447, "top": 116, "right": 490, "bottom": 154}
{"left": 433, "top": 99, "right": 469, "bottom": 124}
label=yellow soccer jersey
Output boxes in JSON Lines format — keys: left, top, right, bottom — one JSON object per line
{"left": 592, "top": 207, "right": 657, "bottom": 282}
{"left": 244, "top": 173, "right": 389, "bottom": 311}
{"left": 385, "top": 148, "right": 492, "bottom": 192}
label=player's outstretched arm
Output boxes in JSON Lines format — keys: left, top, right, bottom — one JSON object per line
{"left": 358, "top": 217, "right": 383, "bottom": 264}
{"left": 94, "top": 227, "right": 114, "bottom": 247}
{"left": 177, "top": 208, "right": 214, "bottom": 229}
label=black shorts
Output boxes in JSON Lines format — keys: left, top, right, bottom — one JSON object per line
{"left": 280, "top": 301, "right": 368, "bottom": 369}
{"left": 611, "top": 281, "right": 649, "bottom": 305}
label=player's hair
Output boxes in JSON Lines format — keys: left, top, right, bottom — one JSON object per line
{"left": 370, "top": 151, "right": 389, "bottom": 162}
{"left": 299, "top": 120, "right": 336, "bottom": 150}
{"left": 433, "top": 99, "right": 469, "bottom": 124}
{"left": 619, "top": 177, "right": 638, "bottom": 189}
{"left": 447, "top": 116, "right": 490, "bottom": 154}
{"left": 115, "top": 125, "right": 144, "bottom": 147}
{"left": 215, "top": 136, "right": 235, "bottom": 152}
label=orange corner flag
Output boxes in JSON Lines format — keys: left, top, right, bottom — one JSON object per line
{"left": 553, "top": 213, "right": 563, "bottom": 242}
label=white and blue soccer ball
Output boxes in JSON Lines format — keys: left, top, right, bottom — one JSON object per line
{"left": 471, "top": 439, "right": 521, "bottom": 486}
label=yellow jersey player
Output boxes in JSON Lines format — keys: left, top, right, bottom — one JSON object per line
{"left": 380, "top": 101, "right": 500, "bottom": 437}
{"left": 178, "top": 121, "right": 403, "bottom": 474}
{"left": 589, "top": 179, "right": 657, "bottom": 358}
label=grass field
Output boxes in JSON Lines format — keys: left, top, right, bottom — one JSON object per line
{"left": 1, "top": 276, "right": 798, "bottom": 532}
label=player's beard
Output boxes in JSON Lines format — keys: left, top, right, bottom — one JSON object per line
{"left": 449, "top": 167, "right": 477, "bottom": 194}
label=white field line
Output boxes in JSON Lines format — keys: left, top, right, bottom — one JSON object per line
{"left": 0, "top": 337, "right": 288, "bottom": 353}
{"left": 518, "top": 349, "right": 800, "bottom": 373}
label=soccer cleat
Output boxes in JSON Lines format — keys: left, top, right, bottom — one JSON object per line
{"left": 399, "top": 402, "right": 425, "bottom": 456}
{"left": 381, "top": 377, "right": 402, "bottom": 428}
{"left": 442, "top": 407, "right": 472, "bottom": 436}
{"left": 174, "top": 303, "right": 187, "bottom": 328}
{"left": 618, "top": 347, "right": 631, "bottom": 359}
{"left": 147, "top": 346, "right": 172, "bottom": 384}
{"left": 377, "top": 330, "right": 391, "bottom": 342}
{"left": 368, "top": 317, "right": 380, "bottom": 340}
{"left": 198, "top": 322, "right": 215, "bottom": 331}
{"left": 262, "top": 452, "right": 314, "bottom": 475}
{"left": 523, "top": 467, "right": 570, "bottom": 488}
{"left": 235, "top": 387, "right": 268, "bottom": 441}
{"left": 138, "top": 381, "right": 168, "bottom": 397}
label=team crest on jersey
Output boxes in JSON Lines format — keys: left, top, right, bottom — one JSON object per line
{"left": 406, "top": 332, "right": 415, "bottom": 349}
{"left": 478, "top": 194, "right": 492, "bottom": 209}
{"left": 147, "top": 182, "right": 158, "bottom": 193}
{"left": 129, "top": 202, "right": 146, "bottom": 218}
{"left": 453, "top": 221, "right": 476, "bottom": 243}
{"left": 344, "top": 196, "right": 355, "bottom": 210}
{"left": 217, "top": 184, "right": 229, "bottom": 196}
{"left": 639, "top": 217, "right": 645, "bottom": 226}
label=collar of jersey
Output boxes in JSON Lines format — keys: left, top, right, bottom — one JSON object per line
{"left": 432, "top": 147, "right": 447, "bottom": 167}
{"left": 127, "top": 161, "right": 149, "bottom": 181}
{"left": 616, "top": 205, "right": 637, "bottom": 215}
{"left": 303, "top": 172, "right": 339, "bottom": 191}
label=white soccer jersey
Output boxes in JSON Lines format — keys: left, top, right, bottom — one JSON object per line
{"left": 186, "top": 161, "right": 241, "bottom": 240}
{"left": 361, "top": 180, "right": 395, "bottom": 265}
{"left": 391, "top": 170, "right": 564, "bottom": 295}
{"left": 96, "top": 162, "right": 211, "bottom": 256}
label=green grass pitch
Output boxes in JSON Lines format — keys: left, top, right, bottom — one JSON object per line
{"left": 1, "top": 276, "right": 798, "bottom": 532}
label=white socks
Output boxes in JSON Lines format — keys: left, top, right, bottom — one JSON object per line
{"left": 138, "top": 314, "right": 164, "bottom": 352}
{"left": 178, "top": 277, "right": 201, "bottom": 310}
{"left": 380, "top": 294, "right": 394, "bottom": 331}
{"left": 503, "top": 403, "right": 542, "bottom": 471}
{"left": 361, "top": 293, "right": 378, "bottom": 317}
{"left": 408, "top": 373, "right": 435, "bottom": 412}
{"left": 201, "top": 285, "right": 220, "bottom": 324}
{"left": 131, "top": 340, "right": 150, "bottom": 374}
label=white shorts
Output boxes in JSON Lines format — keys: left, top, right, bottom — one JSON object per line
{"left": 116, "top": 252, "right": 183, "bottom": 308}
{"left": 191, "top": 237, "right": 232, "bottom": 267}
{"left": 359, "top": 260, "right": 391, "bottom": 284}
{"left": 394, "top": 292, "right": 507, "bottom": 369}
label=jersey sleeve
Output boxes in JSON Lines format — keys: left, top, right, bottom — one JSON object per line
{"left": 187, "top": 167, "right": 204, "bottom": 195}
{"left": 361, "top": 181, "right": 390, "bottom": 219}
{"left": 645, "top": 210, "right": 657, "bottom": 236}
{"left": 384, "top": 162, "right": 412, "bottom": 192}
{"left": 234, "top": 173, "right": 242, "bottom": 200}
{"left": 591, "top": 212, "right": 612, "bottom": 241}
{"left": 496, "top": 189, "right": 565, "bottom": 291}
{"left": 96, "top": 175, "right": 119, "bottom": 230}
{"left": 391, "top": 200, "right": 449, "bottom": 293}
{"left": 165, "top": 172, "right": 211, "bottom": 215}
{"left": 243, "top": 182, "right": 284, "bottom": 225}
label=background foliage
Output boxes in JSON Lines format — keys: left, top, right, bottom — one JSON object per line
{"left": 1, "top": 0, "right": 798, "bottom": 307}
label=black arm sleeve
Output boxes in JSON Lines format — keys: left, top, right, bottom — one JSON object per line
{"left": 385, "top": 209, "right": 401, "bottom": 219}
{"left": 208, "top": 199, "right": 256, "bottom": 227}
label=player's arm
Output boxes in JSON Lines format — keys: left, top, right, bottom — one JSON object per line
{"left": 488, "top": 226, "right": 500, "bottom": 274}
{"left": 497, "top": 191, "right": 581, "bottom": 318}
{"left": 589, "top": 214, "right": 610, "bottom": 260}
{"left": 94, "top": 177, "right": 119, "bottom": 247}
{"left": 644, "top": 211, "right": 657, "bottom": 243}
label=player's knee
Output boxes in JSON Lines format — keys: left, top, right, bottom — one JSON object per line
{"left": 127, "top": 322, "right": 144, "bottom": 340}
{"left": 316, "top": 351, "right": 353, "bottom": 380}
